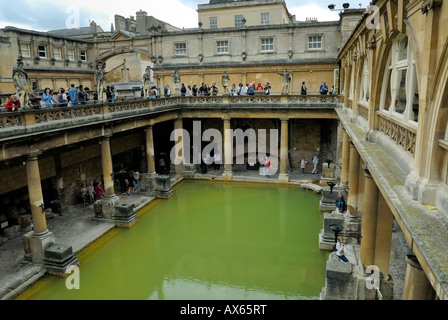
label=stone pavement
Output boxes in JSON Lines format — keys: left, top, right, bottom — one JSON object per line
{"left": 0, "top": 168, "right": 407, "bottom": 300}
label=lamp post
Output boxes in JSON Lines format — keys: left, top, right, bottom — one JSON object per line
{"left": 330, "top": 224, "right": 344, "bottom": 243}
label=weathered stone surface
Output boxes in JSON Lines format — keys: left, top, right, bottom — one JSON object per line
{"left": 154, "top": 175, "right": 173, "bottom": 199}
{"left": 44, "top": 244, "right": 80, "bottom": 277}
{"left": 2, "top": 225, "right": 20, "bottom": 238}
{"left": 321, "top": 255, "right": 355, "bottom": 300}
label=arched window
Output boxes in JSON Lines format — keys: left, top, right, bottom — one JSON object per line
{"left": 380, "top": 36, "right": 419, "bottom": 123}
{"left": 359, "top": 58, "right": 370, "bottom": 105}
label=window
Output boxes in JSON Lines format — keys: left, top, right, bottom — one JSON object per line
{"left": 216, "top": 40, "right": 229, "bottom": 54}
{"left": 261, "top": 38, "right": 274, "bottom": 52}
{"left": 380, "top": 36, "right": 419, "bottom": 123}
{"left": 210, "top": 17, "right": 218, "bottom": 29}
{"left": 235, "top": 15, "right": 244, "bottom": 27}
{"left": 20, "top": 43, "right": 31, "bottom": 57}
{"left": 38, "top": 45, "right": 47, "bottom": 58}
{"left": 261, "top": 13, "right": 270, "bottom": 25}
{"left": 308, "top": 36, "right": 322, "bottom": 49}
{"left": 54, "top": 47, "right": 62, "bottom": 60}
{"left": 80, "top": 51, "right": 87, "bottom": 61}
{"left": 68, "top": 49, "right": 75, "bottom": 61}
{"left": 359, "top": 59, "right": 370, "bottom": 104}
{"left": 175, "top": 43, "right": 187, "bottom": 55}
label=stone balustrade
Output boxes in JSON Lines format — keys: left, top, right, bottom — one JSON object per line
{"left": 0, "top": 94, "right": 343, "bottom": 134}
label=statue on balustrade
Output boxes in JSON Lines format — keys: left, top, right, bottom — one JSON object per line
{"left": 12, "top": 55, "right": 29, "bottom": 108}
{"left": 171, "top": 68, "right": 181, "bottom": 96}
{"left": 277, "top": 68, "right": 291, "bottom": 95}
{"left": 95, "top": 61, "right": 107, "bottom": 102}
{"left": 221, "top": 71, "right": 230, "bottom": 95}
{"left": 143, "top": 66, "right": 152, "bottom": 98}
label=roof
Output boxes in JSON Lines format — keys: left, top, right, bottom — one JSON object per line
{"left": 48, "top": 25, "right": 104, "bottom": 37}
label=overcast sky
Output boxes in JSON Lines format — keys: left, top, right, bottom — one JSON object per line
{"left": 0, "top": 0, "right": 370, "bottom": 32}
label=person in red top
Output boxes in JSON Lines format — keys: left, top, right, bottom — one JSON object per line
{"left": 5, "top": 95, "right": 20, "bottom": 112}
{"left": 256, "top": 83, "right": 264, "bottom": 91}
{"left": 94, "top": 181, "right": 105, "bottom": 200}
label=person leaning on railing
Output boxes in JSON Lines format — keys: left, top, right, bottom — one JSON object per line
{"left": 5, "top": 95, "right": 20, "bottom": 112}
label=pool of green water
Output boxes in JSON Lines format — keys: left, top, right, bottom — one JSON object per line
{"left": 17, "top": 181, "right": 327, "bottom": 300}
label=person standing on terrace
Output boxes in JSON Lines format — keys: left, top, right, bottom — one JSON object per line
{"left": 41, "top": 88, "right": 60, "bottom": 108}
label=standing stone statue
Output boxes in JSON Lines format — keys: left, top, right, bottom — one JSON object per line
{"left": 95, "top": 61, "right": 107, "bottom": 101}
{"left": 143, "top": 66, "right": 152, "bottom": 98}
{"left": 277, "top": 68, "right": 292, "bottom": 95}
{"left": 12, "top": 55, "right": 29, "bottom": 107}
{"left": 221, "top": 71, "right": 230, "bottom": 95}
{"left": 171, "top": 68, "right": 181, "bottom": 96}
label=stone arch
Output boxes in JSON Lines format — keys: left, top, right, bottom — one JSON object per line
{"left": 95, "top": 46, "right": 152, "bottom": 66}
{"left": 420, "top": 37, "right": 448, "bottom": 181}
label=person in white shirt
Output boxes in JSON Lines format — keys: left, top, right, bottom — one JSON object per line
{"left": 336, "top": 237, "right": 349, "bottom": 262}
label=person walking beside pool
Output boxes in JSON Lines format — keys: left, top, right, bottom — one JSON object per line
{"left": 300, "top": 158, "right": 307, "bottom": 175}
{"left": 264, "top": 156, "right": 271, "bottom": 178}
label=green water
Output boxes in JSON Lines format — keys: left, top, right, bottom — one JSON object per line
{"left": 17, "top": 181, "right": 327, "bottom": 300}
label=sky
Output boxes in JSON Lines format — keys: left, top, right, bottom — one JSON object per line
{"left": 0, "top": 0, "right": 371, "bottom": 32}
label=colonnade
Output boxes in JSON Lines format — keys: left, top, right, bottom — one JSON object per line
{"left": 340, "top": 129, "right": 436, "bottom": 299}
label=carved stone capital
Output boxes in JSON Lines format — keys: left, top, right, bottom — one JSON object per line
{"left": 422, "top": 0, "right": 443, "bottom": 14}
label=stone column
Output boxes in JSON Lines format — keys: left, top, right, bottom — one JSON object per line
{"left": 373, "top": 193, "right": 394, "bottom": 279}
{"left": 222, "top": 117, "right": 233, "bottom": 180}
{"left": 341, "top": 130, "right": 350, "bottom": 186}
{"left": 25, "top": 152, "right": 55, "bottom": 264}
{"left": 347, "top": 141, "right": 360, "bottom": 216}
{"left": 26, "top": 152, "right": 48, "bottom": 236}
{"left": 359, "top": 166, "right": 379, "bottom": 269}
{"left": 146, "top": 125, "right": 156, "bottom": 175}
{"left": 101, "top": 135, "right": 115, "bottom": 197}
{"left": 403, "top": 256, "right": 436, "bottom": 300}
{"left": 279, "top": 118, "right": 289, "bottom": 183}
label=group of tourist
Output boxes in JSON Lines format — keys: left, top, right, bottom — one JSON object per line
{"left": 3, "top": 83, "right": 121, "bottom": 112}
{"left": 28, "top": 84, "right": 95, "bottom": 109}
{"left": 300, "top": 81, "right": 335, "bottom": 96}
{"left": 116, "top": 168, "right": 140, "bottom": 196}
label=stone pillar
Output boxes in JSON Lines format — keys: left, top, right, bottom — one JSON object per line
{"left": 373, "top": 193, "right": 394, "bottom": 279}
{"left": 278, "top": 118, "right": 289, "bottom": 183}
{"left": 26, "top": 152, "right": 48, "bottom": 236}
{"left": 347, "top": 142, "right": 360, "bottom": 216}
{"left": 101, "top": 135, "right": 115, "bottom": 197}
{"left": 403, "top": 256, "right": 436, "bottom": 300}
{"left": 146, "top": 125, "right": 156, "bottom": 175}
{"left": 222, "top": 117, "right": 233, "bottom": 180}
{"left": 25, "top": 152, "right": 55, "bottom": 264}
{"left": 341, "top": 130, "right": 350, "bottom": 186}
{"left": 359, "top": 166, "right": 379, "bottom": 269}
{"left": 174, "top": 118, "right": 184, "bottom": 174}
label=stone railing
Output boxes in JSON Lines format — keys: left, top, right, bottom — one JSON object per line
{"left": 0, "top": 95, "right": 342, "bottom": 131}
{"left": 378, "top": 112, "right": 417, "bottom": 156}
{"left": 358, "top": 104, "right": 368, "bottom": 121}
